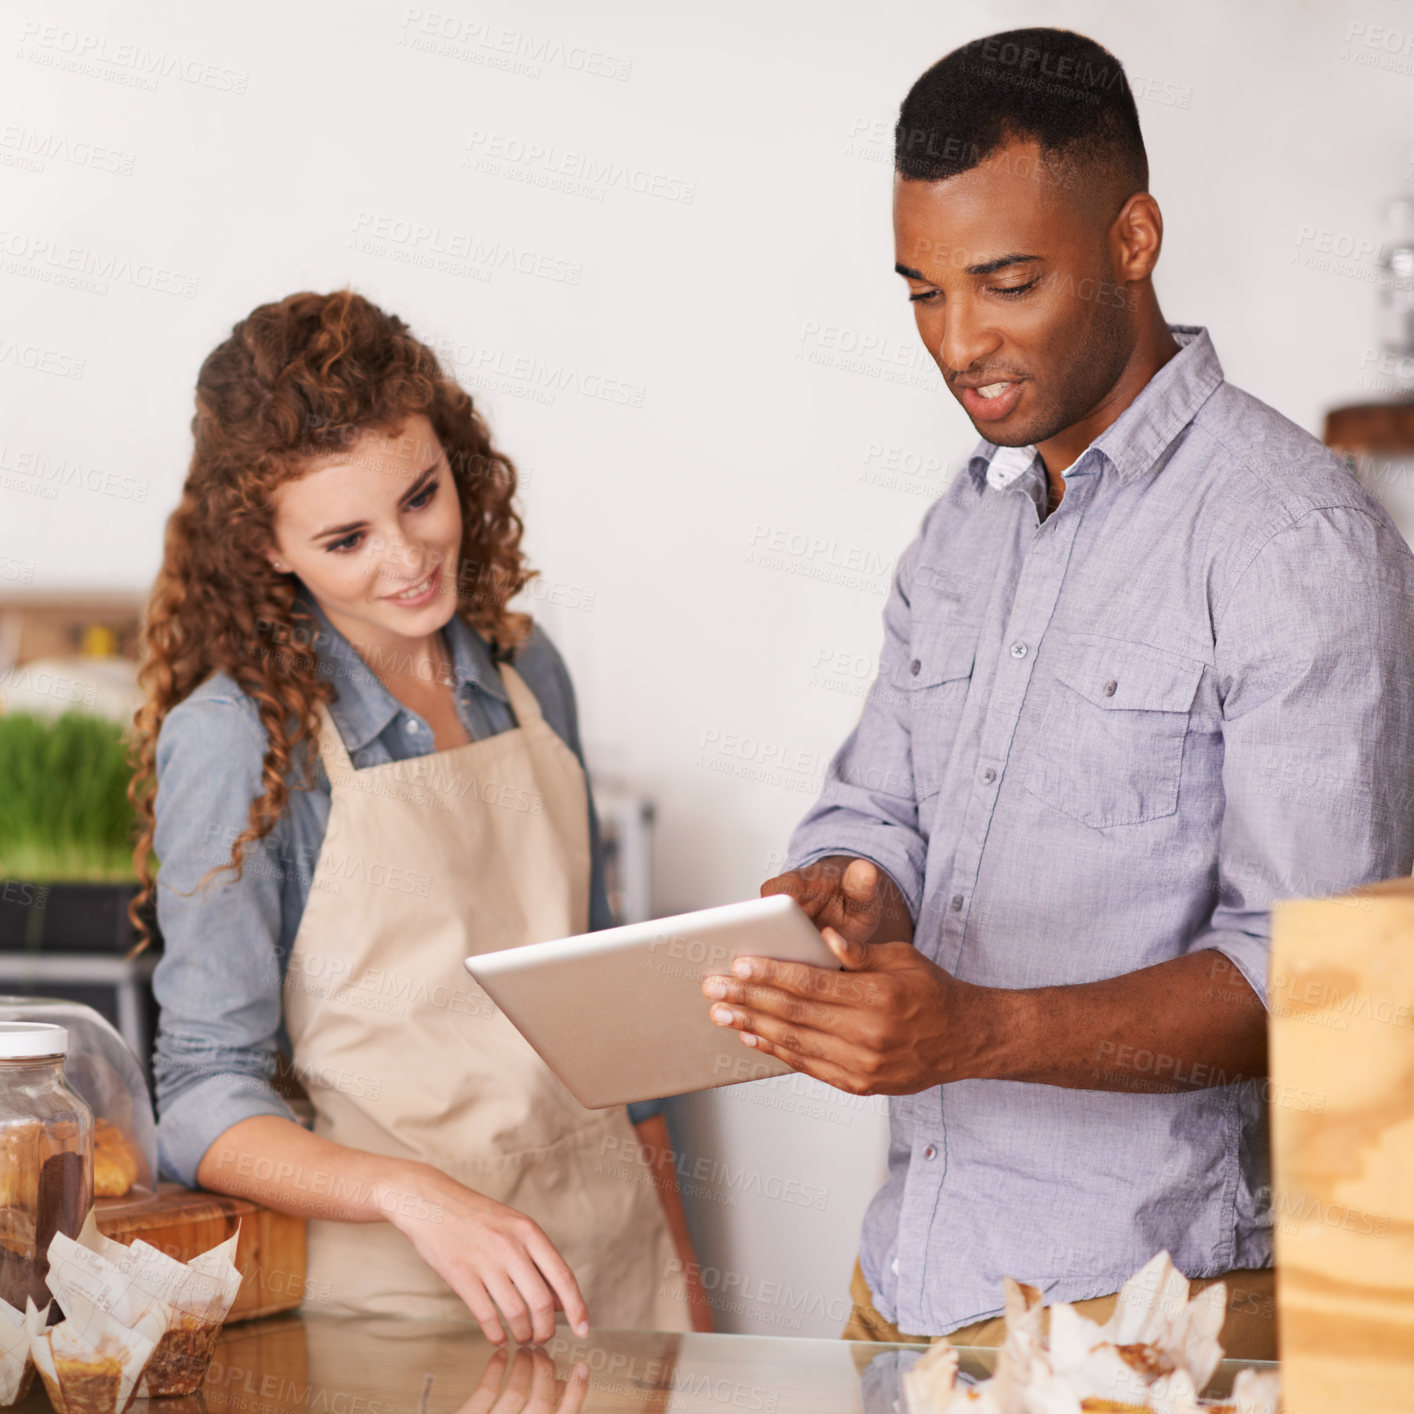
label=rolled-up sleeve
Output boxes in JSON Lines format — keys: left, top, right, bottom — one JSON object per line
{"left": 151, "top": 693, "right": 297, "bottom": 1185}
{"left": 782, "top": 516, "right": 934, "bottom": 920}
{"left": 1192, "top": 505, "right": 1414, "bottom": 1003}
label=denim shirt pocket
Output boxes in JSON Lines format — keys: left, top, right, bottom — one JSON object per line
{"left": 1025, "top": 640, "right": 1204, "bottom": 828}
{"left": 904, "top": 621, "right": 980, "bottom": 803}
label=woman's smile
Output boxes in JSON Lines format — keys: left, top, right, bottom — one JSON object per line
{"left": 383, "top": 565, "right": 443, "bottom": 608}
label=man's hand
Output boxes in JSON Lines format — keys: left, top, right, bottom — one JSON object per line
{"left": 761, "top": 855, "right": 915, "bottom": 947}
{"left": 700, "top": 922, "right": 1002, "bottom": 1097}
{"left": 703, "top": 916, "right": 1267, "bottom": 1099}
{"left": 733, "top": 855, "right": 965, "bottom": 1094}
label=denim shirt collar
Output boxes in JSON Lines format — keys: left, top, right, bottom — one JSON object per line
{"left": 297, "top": 591, "right": 510, "bottom": 755}
{"left": 968, "top": 324, "right": 1225, "bottom": 492}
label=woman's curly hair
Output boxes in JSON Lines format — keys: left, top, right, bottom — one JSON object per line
{"left": 129, "top": 289, "right": 534, "bottom": 948}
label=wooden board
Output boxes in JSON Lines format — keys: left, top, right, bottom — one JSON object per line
{"left": 95, "top": 1182, "right": 307, "bottom": 1321}
{"left": 1270, "top": 884, "right": 1414, "bottom": 1414}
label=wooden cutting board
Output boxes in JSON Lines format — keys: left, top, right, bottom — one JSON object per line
{"left": 1270, "top": 877, "right": 1414, "bottom": 1414}
{"left": 95, "top": 1183, "right": 306, "bottom": 1322}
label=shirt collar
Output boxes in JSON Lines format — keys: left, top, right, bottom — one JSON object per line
{"left": 296, "top": 591, "right": 509, "bottom": 754}
{"left": 968, "top": 325, "right": 1224, "bottom": 491}
{"left": 984, "top": 443, "right": 1041, "bottom": 491}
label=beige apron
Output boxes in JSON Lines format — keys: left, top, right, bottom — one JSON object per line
{"left": 282, "top": 662, "right": 689, "bottom": 1328}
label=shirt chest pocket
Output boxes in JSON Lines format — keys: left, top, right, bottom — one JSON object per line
{"left": 1025, "top": 642, "right": 1204, "bottom": 829}
{"left": 905, "top": 623, "right": 979, "bottom": 802}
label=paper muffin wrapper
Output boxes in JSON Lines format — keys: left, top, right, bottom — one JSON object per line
{"left": 902, "top": 1251, "right": 1281, "bottom": 1414}
{"left": 0, "top": 1296, "right": 48, "bottom": 1407}
{"left": 74, "top": 1213, "right": 242, "bottom": 1397}
{"left": 30, "top": 1290, "right": 164, "bottom": 1414}
{"left": 138, "top": 1314, "right": 226, "bottom": 1398}
{"left": 71, "top": 1210, "right": 242, "bottom": 1329}
{"left": 42, "top": 1215, "right": 244, "bottom": 1400}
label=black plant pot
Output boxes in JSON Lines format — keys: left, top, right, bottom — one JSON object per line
{"left": 0, "top": 881, "right": 162, "bottom": 954}
{"left": 0, "top": 880, "right": 163, "bottom": 1079}
{"left": 0, "top": 879, "right": 48, "bottom": 950}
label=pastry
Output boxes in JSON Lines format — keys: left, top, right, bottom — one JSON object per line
{"left": 0, "top": 1125, "right": 39, "bottom": 1210}
{"left": 0, "top": 1206, "right": 35, "bottom": 1260}
{"left": 139, "top": 1314, "right": 223, "bottom": 1397}
{"left": 92, "top": 1123, "right": 138, "bottom": 1200}
{"left": 41, "top": 1350, "right": 123, "bottom": 1414}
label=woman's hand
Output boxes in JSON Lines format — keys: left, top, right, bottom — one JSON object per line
{"left": 197, "top": 1117, "right": 588, "bottom": 1347}
{"left": 389, "top": 1162, "right": 590, "bottom": 1346}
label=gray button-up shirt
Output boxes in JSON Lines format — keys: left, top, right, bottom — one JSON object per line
{"left": 785, "top": 326, "right": 1414, "bottom": 1334}
{"left": 150, "top": 598, "right": 643, "bottom": 1188}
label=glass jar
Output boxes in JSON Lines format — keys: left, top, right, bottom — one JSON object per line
{"left": 0, "top": 998, "right": 156, "bottom": 1202}
{"left": 0, "top": 1023, "right": 93, "bottom": 1313}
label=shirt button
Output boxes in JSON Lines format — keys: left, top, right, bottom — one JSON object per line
{"left": 949, "top": 894, "right": 963, "bottom": 911}
{"left": 1010, "top": 641, "right": 1028, "bottom": 659}
{"left": 406, "top": 718, "right": 422, "bottom": 732}
{"left": 922, "top": 1144, "right": 937, "bottom": 1160}
{"left": 910, "top": 659, "right": 922, "bottom": 677}
{"left": 1103, "top": 679, "right": 1118, "bottom": 697}
{"left": 981, "top": 767, "right": 996, "bottom": 784}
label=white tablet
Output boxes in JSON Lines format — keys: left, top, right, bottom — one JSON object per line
{"left": 463, "top": 894, "right": 840, "bottom": 1108}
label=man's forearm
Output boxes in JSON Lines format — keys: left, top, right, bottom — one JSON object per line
{"left": 975, "top": 947, "right": 1267, "bottom": 1093}
{"left": 744, "top": 862, "right": 1263, "bottom": 1097}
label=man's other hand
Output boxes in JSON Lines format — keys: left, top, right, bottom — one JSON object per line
{"left": 760, "top": 855, "right": 914, "bottom": 948}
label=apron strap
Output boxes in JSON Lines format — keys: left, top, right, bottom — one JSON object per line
{"left": 312, "top": 703, "right": 356, "bottom": 777}
{"left": 497, "top": 664, "right": 547, "bottom": 728}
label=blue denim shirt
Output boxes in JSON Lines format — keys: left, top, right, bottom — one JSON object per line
{"left": 151, "top": 597, "right": 658, "bottom": 1187}
{"left": 785, "top": 326, "right": 1414, "bottom": 1334}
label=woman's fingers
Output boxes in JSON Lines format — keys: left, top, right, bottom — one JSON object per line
{"left": 524, "top": 1228, "right": 590, "bottom": 1337}
{"left": 456, "top": 1272, "right": 508, "bottom": 1347}
{"left": 484, "top": 1270, "right": 536, "bottom": 1345}
{"left": 396, "top": 1180, "right": 588, "bottom": 1343}
{"left": 505, "top": 1257, "right": 560, "bottom": 1346}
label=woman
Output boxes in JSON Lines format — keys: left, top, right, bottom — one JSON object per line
{"left": 131, "top": 289, "right": 704, "bottom": 1341}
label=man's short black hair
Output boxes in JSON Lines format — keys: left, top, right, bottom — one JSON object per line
{"left": 895, "top": 28, "right": 1147, "bottom": 203}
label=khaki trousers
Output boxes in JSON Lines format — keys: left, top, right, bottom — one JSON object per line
{"left": 842, "top": 1256, "right": 1278, "bottom": 1360}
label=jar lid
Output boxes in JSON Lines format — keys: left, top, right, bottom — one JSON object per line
{"left": 0, "top": 1022, "right": 68, "bottom": 1058}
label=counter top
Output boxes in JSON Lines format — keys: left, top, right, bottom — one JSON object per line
{"left": 15, "top": 1312, "right": 1279, "bottom": 1414}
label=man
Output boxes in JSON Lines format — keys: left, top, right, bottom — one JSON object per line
{"left": 701, "top": 29, "right": 1414, "bottom": 1359}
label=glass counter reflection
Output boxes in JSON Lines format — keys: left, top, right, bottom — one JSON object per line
{"left": 6, "top": 1314, "right": 1277, "bottom": 1414}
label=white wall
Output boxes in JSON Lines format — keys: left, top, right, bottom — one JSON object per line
{"left": 4, "top": 0, "right": 1410, "bottom": 1336}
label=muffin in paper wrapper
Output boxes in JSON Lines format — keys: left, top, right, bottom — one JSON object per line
{"left": 29, "top": 1290, "right": 164, "bottom": 1414}
{"left": 82, "top": 1215, "right": 242, "bottom": 1397}
{"left": 0, "top": 1294, "right": 49, "bottom": 1406}
{"left": 901, "top": 1251, "right": 1282, "bottom": 1414}
{"left": 43, "top": 1214, "right": 243, "bottom": 1398}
